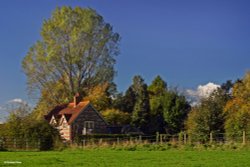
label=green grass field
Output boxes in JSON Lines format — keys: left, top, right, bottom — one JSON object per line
{"left": 0, "top": 149, "right": 250, "bottom": 167}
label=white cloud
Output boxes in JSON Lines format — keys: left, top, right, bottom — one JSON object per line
{"left": 187, "top": 82, "right": 220, "bottom": 98}
{"left": 186, "top": 82, "right": 220, "bottom": 105}
{"left": 8, "top": 98, "right": 26, "bottom": 104}
{"left": 0, "top": 98, "right": 30, "bottom": 123}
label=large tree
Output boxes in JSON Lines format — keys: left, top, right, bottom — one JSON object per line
{"left": 161, "top": 90, "right": 190, "bottom": 134}
{"left": 131, "top": 75, "right": 150, "bottom": 133}
{"left": 22, "top": 7, "right": 120, "bottom": 108}
{"left": 224, "top": 72, "right": 250, "bottom": 139}
{"left": 147, "top": 75, "right": 167, "bottom": 133}
{"left": 148, "top": 75, "right": 167, "bottom": 97}
{"left": 147, "top": 75, "right": 190, "bottom": 134}
{"left": 2, "top": 101, "right": 31, "bottom": 138}
{"left": 186, "top": 88, "right": 230, "bottom": 142}
{"left": 112, "top": 87, "right": 136, "bottom": 113}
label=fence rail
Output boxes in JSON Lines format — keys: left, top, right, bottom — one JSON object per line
{"left": 0, "top": 131, "right": 249, "bottom": 151}
{"left": 0, "top": 138, "right": 41, "bottom": 151}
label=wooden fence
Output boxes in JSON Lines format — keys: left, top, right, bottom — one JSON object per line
{"left": 0, "top": 131, "right": 249, "bottom": 151}
{"left": 76, "top": 131, "right": 249, "bottom": 148}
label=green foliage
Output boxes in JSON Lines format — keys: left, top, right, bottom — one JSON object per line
{"left": 148, "top": 75, "right": 167, "bottom": 97}
{"left": 147, "top": 75, "right": 167, "bottom": 133}
{"left": 1, "top": 102, "right": 60, "bottom": 150}
{"left": 84, "top": 82, "right": 114, "bottom": 111}
{"left": 2, "top": 102, "right": 31, "bottom": 138}
{"left": 122, "top": 87, "right": 137, "bottom": 113}
{"left": 224, "top": 72, "right": 250, "bottom": 139}
{"left": 0, "top": 124, "right": 6, "bottom": 137}
{"left": 148, "top": 75, "right": 167, "bottom": 114}
{"left": 22, "top": 6, "right": 120, "bottom": 117}
{"left": 112, "top": 93, "right": 124, "bottom": 110}
{"left": 147, "top": 76, "right": 190, "bottom": 134}
{"left": 161, "top": 91, "right": 190, "bottom": 134}
{"left": 4, "top": 114, "right": 27, "bottom": 138}
{"left": 131, "top": 76, "right": 150, "bottom": 133}
{"left": 111, "top": 75, "right": 190, "bottom": 135}
{"left": 186, "top": 88, "right": 229, "bottom": 142}
{"left": 112, "top": 86, "right": 137, "bottom": 114}
{"left": 101, "top": 109, "right": 131, "bottom": 125}
{"left": 26, "top": 120, "right": 60, "bottom": 150}
{"left": 2, "top": 118, "right": 60, "bottom": 150}
{"left": 29, "top": 97, "right": 56, "bottom": 121}
{"left": 225, "top": 108, "right": 250, "bottom": 140}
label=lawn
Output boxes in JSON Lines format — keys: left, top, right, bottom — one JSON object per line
{"left": 0, "top": 149, "right": 250, "bottom": 167}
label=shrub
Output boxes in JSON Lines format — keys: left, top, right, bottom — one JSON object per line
{"left": 26, "top": 120, "right": 61, "bottom": 150}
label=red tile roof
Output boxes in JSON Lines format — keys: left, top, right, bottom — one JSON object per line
{"left": 45, "top": 101, "right": 90, "bottom": 125}
{"left": 44, "top": 104, "right": 68, "bottom": 121}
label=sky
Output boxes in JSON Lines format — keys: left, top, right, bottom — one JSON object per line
{"left": 0, "top": 0, "right": 250, "bottom": 109}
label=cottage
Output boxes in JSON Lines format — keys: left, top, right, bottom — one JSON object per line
{"left": 45, "top": 97, "right": 108, "bottom": 141}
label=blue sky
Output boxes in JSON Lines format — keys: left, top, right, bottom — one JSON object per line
{"left": 0, "top": 0, "right": 249, "bottom": 106}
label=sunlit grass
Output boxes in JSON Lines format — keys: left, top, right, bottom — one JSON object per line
{"left": 0, "top": 149, "right": 250, "bottom": 167}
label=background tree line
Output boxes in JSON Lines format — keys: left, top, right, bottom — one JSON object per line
{"left": 102, "top": 75, "right": 190, "bottom": 135}
{"left": 186, "top": 73, "right": 250, "bottom": 142}
{"left": 1, "top": 6, "right": 249, "bottom": 147}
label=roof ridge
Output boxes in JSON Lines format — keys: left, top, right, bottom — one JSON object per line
{"left": 68, "top": 100, "right": 90, "bottom": 107}
{"left": 46, "top": 100, "right": 91, "bottom": 125}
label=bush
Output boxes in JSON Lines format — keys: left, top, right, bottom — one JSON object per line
{"left": 26, "top": 120, "right": 61, "bottom": 150}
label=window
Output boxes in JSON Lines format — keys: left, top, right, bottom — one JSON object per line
{"left": 84, "top": 121, "right": 94, "bottom": 129}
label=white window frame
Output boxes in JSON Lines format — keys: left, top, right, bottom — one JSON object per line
{"left": 84, "top": 121, "right": 94, "bottom": 129}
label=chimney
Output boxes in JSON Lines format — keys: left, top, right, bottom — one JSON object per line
{"left": 73, "top": 93, "right": 80, "bottom": 108}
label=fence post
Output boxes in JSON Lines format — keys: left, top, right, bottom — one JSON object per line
{"left": 14, "top": 138, "right": 16, "bottom": 150}
{"left": 156, "top": 132, "right": 159, "bottom": 144}
{"left": 99, "top": 138, "right": 103, "bottom": 145}
{"left": 37, "top": 139, "right": 40, "bottom": 150}
{"left": 2, "top": 138, "right": 5, "bottom": 149}
{"left": 178, "top": 133, "right": 183, "bottom": 144}
{"left": 184, "top": 133, "right": 187, "bottom": 144}
{"left": 117, "top": 137, "right": 120, "bottom": 145}
{"left": 188, "top": 133, "right": 192, "bottom": 145}
{"left": 160, "top": 134, "right": 163, "bottom": 145}
{"left": 243, "top": 131, "right": 246, "bottom": 145}
{"left": 130, "top": 137, "right": 132, "bottom": 144}
{"left": 139, "top": 135, "right": 142, "bottom": 143}
{"left": 82, "top": 140, "right": 86, "bottom": 148}
{"left": 26, "top": 139, "right": 29, "bottom": 150}
{"left": 209, "top": 132, "right": 213, "bottom": 144}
